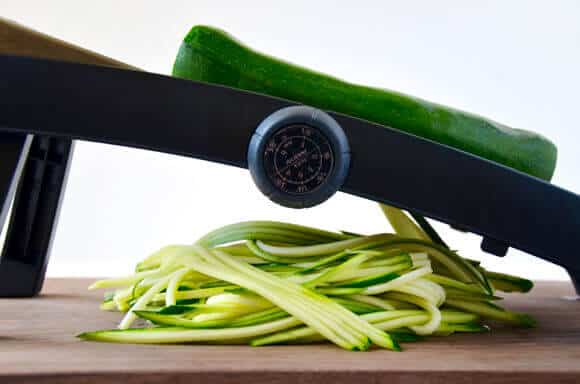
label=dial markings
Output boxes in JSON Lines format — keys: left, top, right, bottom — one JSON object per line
{"left": 264, "top": 125, "right": 334, "bottom": 195}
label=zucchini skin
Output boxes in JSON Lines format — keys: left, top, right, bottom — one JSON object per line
{"left": 172, "top": 25, "right": 557, "bottom": 181}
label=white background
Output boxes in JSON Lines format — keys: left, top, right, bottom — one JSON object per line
{"left": 2, "top": 1, "right": 579, "bottom": 280}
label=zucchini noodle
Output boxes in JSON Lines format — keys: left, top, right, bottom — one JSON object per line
{"left": 80, "top": 205, "right": 536, "bottom": 350}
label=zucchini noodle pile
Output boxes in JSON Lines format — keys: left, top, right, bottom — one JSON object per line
{"left": 79, "top": 205, "right": 535, "bottom": 351}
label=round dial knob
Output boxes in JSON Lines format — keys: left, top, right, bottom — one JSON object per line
{"left": 248, "top": 106, "right": 350, "bottom": 208}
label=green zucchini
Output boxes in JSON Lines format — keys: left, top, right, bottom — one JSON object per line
{"left": 173, "top": 25, "right": 557, "bottom": 181}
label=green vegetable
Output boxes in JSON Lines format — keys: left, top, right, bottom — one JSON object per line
{"left": 380, "top": 204, "right": 431, "bottom": 241}
{"left": 172, "top": 25, "right": 557, "bottom": 180}
{"left": 81, "top": 211, "right": 536, "bottom": 351}
{"left": 486, "top": 271, "right": 534, "bottom": 293}
{"left": 444, "top": 299, "right": 536, "bottom": 327}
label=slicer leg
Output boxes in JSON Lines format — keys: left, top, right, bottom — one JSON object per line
{"left": 567, "top": 269, "right": 580, "bottom": 297}
{"left": 0, "top": 135, "right": 73, "bottom": 297}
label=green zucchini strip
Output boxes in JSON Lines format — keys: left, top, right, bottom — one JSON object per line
{"left": 445, "top": 299, "right": 536, "bottom": 327}
{"left": 363, "top": 265, "right": 432, "bottom": 295}
{"left": 376, "top": 239, "right": 492, "bottom": 294}
{"left": 119, "top": 268, "right": 185, "bottom": 329}
{"left": 386, "top": 291, "right": 441, "bottom": 335}
{"left": 196, "top": 221, "right": 351, "bottom": 248}
{"left": 380, "top": 204, "right": 431, "bottom": 241}
{"left": 251, "top": 310, "right": 424, "bottom": 346}
{"left": 484, "top": 270, "right": 534, "bottom": 293}
{"left": 254, "top": 234, "right": 394, "bottom": 257}
{"left": 79, "top": 316, "right": 302, "bottom": 344}
{"left": 426, "top": 274, "right": 485, "bottom": 294}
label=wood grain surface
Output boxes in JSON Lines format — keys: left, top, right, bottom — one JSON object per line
{"left": 0, "top": 17, "right": 135, "bottom": 69}
{"left": 0, "top": 279, "right": 579, "bottom": 384}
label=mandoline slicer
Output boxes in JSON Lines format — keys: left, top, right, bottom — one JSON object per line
{"left": 0, "top": 19, "right": 578, "bottom": 297}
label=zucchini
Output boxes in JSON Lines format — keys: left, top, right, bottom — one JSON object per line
{"left": 83, "top": 221, "right": 536, "bottom": 350}
{"left": 173, "top": 25, "right": 557, "bottom": 180}
{"left": 380, "top": 204, "right": 431, "bottom": 241}
{"left": 445, "top": 299, "right": 536, "bottom": 327}
{"left": 333, "top": 271, "right": 400, "bottom": 289}
{"left": 79, "top": 316, "right": 301, "bottom": 344}
{"left": 196, "top": 221, "right": 350, "bottom": 248}
{"left": 375, "top": 239, "right": 492, "bottom": 294}
{"left": 485, "top": 271, "right": 534, "bottom": 293}
{"left": 434, "top": 322, "right": 489, "bottom": 335}
{"left": 426, "top": 274, "right": 485, "bottom": 294}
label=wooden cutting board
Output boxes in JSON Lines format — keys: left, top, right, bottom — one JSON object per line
{"left": 0, "top": 279, "right": 579, "bottom": 384}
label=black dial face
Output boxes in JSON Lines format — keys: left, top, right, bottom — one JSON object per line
{"left": 263, "top": 124, "right": 334, "bottom": 195}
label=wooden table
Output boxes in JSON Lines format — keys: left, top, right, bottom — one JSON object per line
{"left": 0, "top": 279, "right": 579, "bottom": 383}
